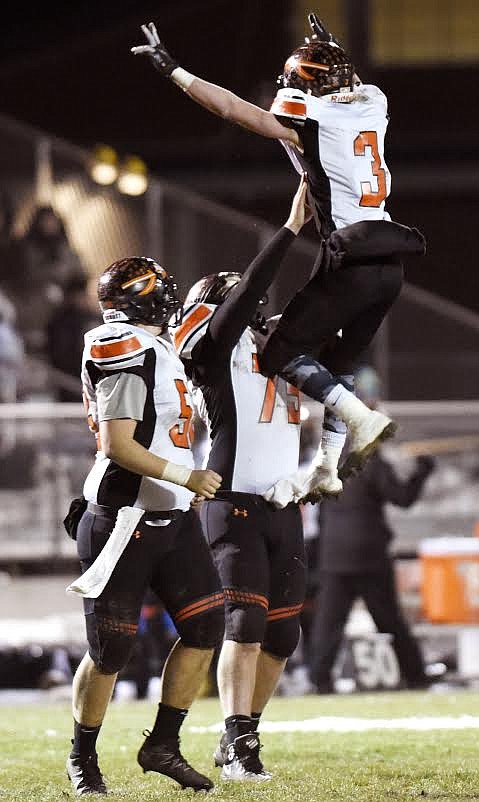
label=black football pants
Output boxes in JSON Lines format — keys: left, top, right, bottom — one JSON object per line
{"left": 259, "top": 260, "right": 403, "bottom": 377}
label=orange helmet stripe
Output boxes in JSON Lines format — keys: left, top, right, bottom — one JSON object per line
{"left": 121, "top": 271, "right": 157, "bottom": 296}
{"left": 297, "top": 60, "right": 330, "bottom": 72}
{"left": 295, "top": 60, "right": 330, "bottom": 81}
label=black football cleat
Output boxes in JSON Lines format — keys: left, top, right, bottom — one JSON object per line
{"left": 138, "top": 730, "right": 214, "bottom": 792}
{"left": 66, "top": 753, "right": 108, "bottom": 796}
{"left": 220, "top": 732, "right": 272, "bottom": 781}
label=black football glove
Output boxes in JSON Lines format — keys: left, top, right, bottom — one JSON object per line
{"left": 131, "top": 21, "right": 178, "bottom": 77}
{"left": 308, "top": 12, "right": 343, "bottom": 47}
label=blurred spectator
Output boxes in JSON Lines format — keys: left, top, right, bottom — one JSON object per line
{"left": 308, "top": 366, "right": 436, "bottom": 692}
{"left": 120, "top": 590, "right": 178, "bottom": 700}
{"left": 0, "top": 192, "right": 22, "bottom": 304}
{"left": 14, "top": 206, "right": 86, "bottom": 353}
{"left": 46, "top": 276, "right": 99, "bottom": 401}
{"left": 0, "top": 289, "right": 24, "bottom": 402}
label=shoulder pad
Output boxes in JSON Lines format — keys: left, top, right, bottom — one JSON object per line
{"left": 360, "top": 84, "right": 388, "bottom": 108}
{"left": 85, "top": 322, "right": 147, "bottom": 371}
{"left": 270, "top": 88, "right": 307, "bottom": 122}
{"left": 170, "top": 303, "right": 216, "bottom": 360}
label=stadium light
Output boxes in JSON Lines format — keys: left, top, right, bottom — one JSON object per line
{"left": 89, "top": 144, "right": 119, "bottom": 186}
{"left": 117, "top": 155, "right": 149, "bottom": 196}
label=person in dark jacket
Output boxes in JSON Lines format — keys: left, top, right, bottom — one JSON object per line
{"left": 46, "top": 276, "right": 99, "bottom": 401}
{"left": 15, "top": 206, "right": 86, "bottom": 353}
{"left": 309, "top": 367, "right": 435, "bottom": 692}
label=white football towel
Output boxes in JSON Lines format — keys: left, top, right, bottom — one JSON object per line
{"left": 66, "top": 506, "right": 144, "bottom": 598}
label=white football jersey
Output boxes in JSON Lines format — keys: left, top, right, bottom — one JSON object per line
{"left": 271, "top": 84, "right": 391, "bottom": 235}
{"left": 82, "top": 321, "right": 194, "bottom": 511}
{"left": 173, "top": 304, "right": 301, "bottom": 495}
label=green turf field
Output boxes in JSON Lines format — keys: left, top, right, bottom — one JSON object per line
{"left": 1, "top": 691, "right": 478, "bottom": 801}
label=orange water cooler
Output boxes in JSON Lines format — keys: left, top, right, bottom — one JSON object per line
{"left": 419, "top": 537, "right": 479, "bottom": 624}
{"left": 419, "top": 537, "right": 479, "bottom": 679}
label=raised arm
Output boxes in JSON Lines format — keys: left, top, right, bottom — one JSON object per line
{"left": 200, "top": 175, "right": 310, "bottom": 370}
{"left": 131, "top": 21, "right": 299, "bottom": 144}
{"left": 370, "top": 454, "right": 435, "bottom": 508}
{"left": 209, "top": 176, "right": 310, "bottom": 345}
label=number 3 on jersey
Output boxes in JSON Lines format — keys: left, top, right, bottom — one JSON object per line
{"left": 169, "top": 379, "right": 194, "bottom": 448}
{"left": 354, "top": 130, "right": 387, "bottom": 208}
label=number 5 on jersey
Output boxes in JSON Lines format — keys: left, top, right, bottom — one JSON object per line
{"left": 169, "top": 379, "right": 194, "bottom": 448}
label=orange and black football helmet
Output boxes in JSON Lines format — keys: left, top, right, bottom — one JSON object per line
{"left": 185, "top": 272, "right": 268, "bottom": 333}
{"left": 98, "top": 256, "right": 182, "bottom": 328}
{"left": 184, "top": 271, "right": 242, "bottom": 307}
{"left": 278, "top": 13, "right": 355, "bottom": 98}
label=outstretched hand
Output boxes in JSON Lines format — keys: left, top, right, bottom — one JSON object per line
{"left": 285, "top": 173, "right": 313, "bottom": 235}
{"left": 131, "top": 21, "right": 178, "bottom": 76}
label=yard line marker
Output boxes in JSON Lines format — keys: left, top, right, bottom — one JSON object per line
{"left": 190, "top": 716, "right": 479, "bottom": 734}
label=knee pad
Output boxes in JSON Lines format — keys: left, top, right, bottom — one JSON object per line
{"left": 262, "top": 617, "right": 301, "bottom": 659}
{"left": 176, "top": 605, "right": 225, "bottom": 650}
{"left": 89, "top": 632, "right": 137, "bottom": 675}
{"left": 224, "top": 600, "right": 267, "bottom": 644}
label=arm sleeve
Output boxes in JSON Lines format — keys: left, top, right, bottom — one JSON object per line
{"left": 371, "top": 457, "right": 430, "bottom": 508}
{"left": 96, "top": 372, "right": 147, "bottom": 421}
{"left": 195, "top": 226, "right": 297, "bottom": 375}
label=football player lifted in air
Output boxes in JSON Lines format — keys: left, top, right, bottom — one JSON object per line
{"left": 131, "top": 12, "right": 425, "bottom": 497}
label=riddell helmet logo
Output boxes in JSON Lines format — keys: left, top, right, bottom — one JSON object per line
{"left": 103, "top": 309, "right": 129, "bottom": 322}
{"left": 330, "top": 92, "right": 355, "bottom": 103}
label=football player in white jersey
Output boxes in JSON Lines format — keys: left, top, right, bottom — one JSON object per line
{"left": 131, "top": 12, "right": 425, "bottom": 496}
{"left": 66, "top": 257, "right": 224, "bottom": 795}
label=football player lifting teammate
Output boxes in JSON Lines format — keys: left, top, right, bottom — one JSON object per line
{"left": 169, "top": 177, "right": 412, "bottom": 778}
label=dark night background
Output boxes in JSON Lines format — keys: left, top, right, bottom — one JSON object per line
{"left": 1, "top": 0, "right": 478, "bottom": 313}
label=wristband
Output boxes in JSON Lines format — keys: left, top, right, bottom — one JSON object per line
{"left": 161, "top": 461, "right": 192, "bottom": 487}
{"left": 171, "top": 67, "right": 196, "bottom": 91}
